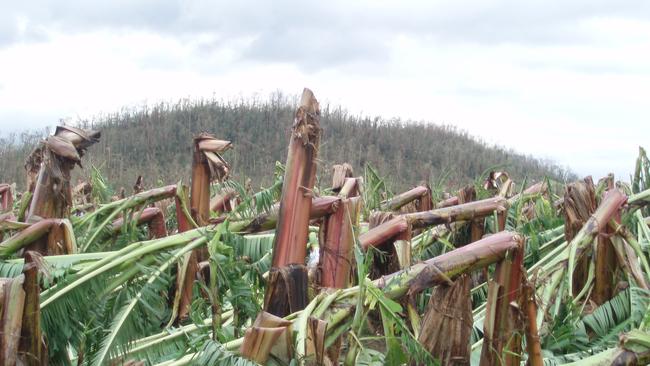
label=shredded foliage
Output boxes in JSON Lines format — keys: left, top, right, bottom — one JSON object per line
{"left": 3, "top": 129, "right": 650, "bottom": 366}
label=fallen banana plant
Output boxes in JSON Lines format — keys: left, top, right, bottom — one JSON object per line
{"left": 2, "top": 91, "right": 650, "bottom": 366}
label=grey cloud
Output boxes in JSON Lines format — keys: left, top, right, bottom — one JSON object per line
{"left": 6, "top": 1, "right": 650, "bottom": 38}
{"left": 3, "top": 0, "right": 650, "bottom": 71}
{"left": 0, "top": 0, "right": 181, "bottom": 47}
{"left": 242, "top": 29, "right": 389, "bottom": 71}
{"left": 0, "top": 12, "right": 49, "bottom": 46}
{"left": 382, "top": 0, "right": 650, "bottom": 43}
{"left": 15, "top": 1, "right": 178, "bottom": 33}
{"left": 50, "top": 0, "right": 182, "bottom": 33}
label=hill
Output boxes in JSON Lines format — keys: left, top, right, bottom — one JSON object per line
{"left": 0, "top": 93, "right": 574, "bottom": 193}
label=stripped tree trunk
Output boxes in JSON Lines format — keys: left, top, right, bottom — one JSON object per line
{"left": 563, "top": 177, "right": 597, "bottom": 296}
{"left": 469, "top": 205, "right": 485, "bottom": 241}
{"left": 454, "top": 185, "right": 479, "bottom": 245}
{"left": 411, "top": 231, "right": 521, "bottom": 365}
{"left": 240, "top": 312, "right": 293, "bottom": 364}
{"left": 437, "top": 196, "right": 459, "bottom": 208}
{"left": 366, "top": 212, "right": 411, "bottom": 278}
{"left": 190, "top": 133, "right": 232, "bottom": 226}
{"left": 26, "top": 126, "right": 100, "bottom": 255}
{"left": 318, "top": 201, "right": 357, "bottom": 366}
{"left": 563, "top": 189, "right": 629, "bottom": 297}
{"left": 0, "top": 184, "right": 13, "bottom": 212}
{"left": 594, "top": 176, "right": 619, "bottom": 305}
{"left": 331, "top": 163, "right": 353, "bottom": 192}
{"left": 381, "top": 186, "right": 430, "bottom": 212}
{"left": 455, "top": 185, "right": 489, "bottom": 288}
{"left": 378, "top": 232, "right": 524, "bottom": 299}
{"left": 338, "top": 177, "right": 362, "bottom": 199}
{"left": 175, "top": 185, "right": 193, "bottom": 233}
{"left": 132, "top": 175, "right": 144, "bottom": 194}
{"left": 417, "top": 274, "right": 472, "bottom": 365}
{"left": 497, "top": 172, "right": 514, "bottom": 231}
{"left": 19, "top": 252, "right": 45, "bottom": 366}
{"left": 148, "top": 208, "right": 168, "bottom": 239}
{"left": 173, "top": 185, "right": 197, "bottom": 323}
{"left": 359, "top": 215, "right": 409, "bottom": 251}
{"left": 563, "top": 177, "right": 597, "bottom": 238}
{"left": 24, "top": 146, "right": 43, "bottom": 195}
{"left": 318, "top": 197, "right": 361, "bottom": 289}
{"left": 264, "top": 88, "right": 321, "bottom": 317}
{"left": 416, "top": 184, "right": 433, "bottom": 212}
{"left": 176, "top": 135, "right": 231, "bottom": 323}
{"left": 0, "top": 276, "right": 26, "bottom": 366}
{"left": 0, "top": 219, "right": 75, "bottom": 258}
{"left": 28, "top": 126, "right": 100, "bottom": 220}
{"left": 403, "top": 196, "right": 508, "bottom": 230}
{"left": 480, "top": 238, "right": 526, "bottom": 366}
{"left": 360, "top": 196, "right": 508, "bottom": 250}
{"left": 523, "top": 281, "right": 543, "bottom": 366}
{"left": 318, "top": 174, "right": 362, "bottom": 363}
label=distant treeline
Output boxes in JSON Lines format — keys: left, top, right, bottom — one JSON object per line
{"left": 0, "top": 93, "right": 574, "bottom": 194}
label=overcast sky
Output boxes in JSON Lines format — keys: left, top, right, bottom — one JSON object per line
{"left": 1, "top": 0, "right": 649, "bottom": 180}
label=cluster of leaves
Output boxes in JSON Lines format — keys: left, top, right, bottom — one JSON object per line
{"left": 362, "top": 165, "right": 391, "bottom": 219}
{"left": 542, "top": 286, "right": 650, "bottom": 363}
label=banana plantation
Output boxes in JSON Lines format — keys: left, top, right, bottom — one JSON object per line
{"left": 2, "top": 88, "right": 650, "bottom": 366}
